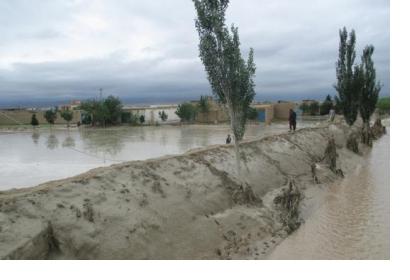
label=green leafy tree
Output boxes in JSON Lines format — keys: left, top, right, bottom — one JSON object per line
{"left": 60, "top": 109, "right": 73, "bottom": 127}
{"left": 79, "top": 96, "right": 123, "bottom": 127}
{"left": 358, "top": 45, "right": 382, "bottom": 146}
{"left": 121, "top": 111, "right": 132, "bottom": 123}
{"left": 193, "top": 0, "right": 256, "bottom": 175}
{"left": 198, "top": 95, "right": 210, "bottom": 113}
{"left": 139, "top": 115, "right": 145, "bottom": 124}
{"left": 79, "top": 99, "right": 101, "bottom": 126}
{"left": 377, "top": 97, "right": 389, "bottom": 115}
{"left": 247, "top": 107, "right": 258, "bottom": 120}
{"left": 308, "top": 102, "right": 320, "bottom": 116}
{"left": 176, "top": 102, "right": 198, "bottom": 122}
{"left": 334, "top": 27, "right": 361, "bottom": 126}
{"left": 44, "top": 108, "right": 58, "bottom": 126}
{"left": 320, "top": 95, "right": 333, "bottom": 115}
{"left": 30, "top": 114, "right": 39, "bottom": 126}
{"left": 104, "top": 95, "right": 123, "bottom": 125}
{"left": 158, "top": 110, "right": 168, "bottom": 122}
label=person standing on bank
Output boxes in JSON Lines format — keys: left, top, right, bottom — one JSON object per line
{"left": 289, "top": 109, "right": 297, "bottom": 132}
{"left": 226, "top": 134, "right": 232, "bottom": 144}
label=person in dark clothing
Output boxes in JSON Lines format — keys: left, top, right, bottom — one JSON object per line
{"left": 289, "top": 109, "right": 297, "bottom": 132}
{"left": 226, "top": 134, "right": 232, "bottom": 144}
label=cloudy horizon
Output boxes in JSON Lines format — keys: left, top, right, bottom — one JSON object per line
{"left": 0, "top": 0, "right": 389, "bottom": 107}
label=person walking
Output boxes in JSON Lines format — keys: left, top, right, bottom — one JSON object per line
{"left": 289, "top": 109, "right": 297, "bottom": 132}
{"left": 226, "top": 134, "right": 232, "bottom": 144}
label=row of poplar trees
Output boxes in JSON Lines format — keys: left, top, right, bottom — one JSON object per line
{"left": 335, "top": 27, "right": 382, "bottom": 147}
{"left": 192, "top": 1, "right": 382, "bottom": 178}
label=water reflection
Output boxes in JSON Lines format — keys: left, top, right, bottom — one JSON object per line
{"left": 62, "top": 136, "right": 75, "bottom": 148}
{"left": 79, "top": 129, "right": 126, "bottom": 157}
{"left": 46, "top": 134, "right": 59, "bottom": 150}
{"left": 31, "top": 131, "right": 40, "bottom": 145}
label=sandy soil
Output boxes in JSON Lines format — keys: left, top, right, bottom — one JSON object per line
{"left": 0, "top": 120, "right": 365, "bottom": 259}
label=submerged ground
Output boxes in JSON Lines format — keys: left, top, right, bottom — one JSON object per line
{"left": 0, "top": 121, "right": 318, "bottom": 190}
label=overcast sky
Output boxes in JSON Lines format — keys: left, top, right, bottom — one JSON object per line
{"left": 0, "top": 0, "right": 389, "bottom": 106}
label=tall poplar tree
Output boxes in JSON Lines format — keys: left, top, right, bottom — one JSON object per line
{"left": 193, "top": 0, "right": 256, "bottom": 175}
{"left": 359, "top": 45, "right": 381, "bottom": 146}
{"left": 334, "top": 27, "right": 361, "bottom": 126}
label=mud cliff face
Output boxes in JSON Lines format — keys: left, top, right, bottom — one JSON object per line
{"left": 0, "top": 123, "right": 362, "bottom": 259}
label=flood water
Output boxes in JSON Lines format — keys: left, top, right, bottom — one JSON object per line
{"left": 267, "top": 129, "right": 390, "bottom": 260}
{"left": 0, "top": 121, "right": 316, "bottom": 190}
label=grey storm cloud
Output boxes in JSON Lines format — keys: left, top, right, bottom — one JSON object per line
{"left": 0, "top": 0, "right": 389, "bottom": 106}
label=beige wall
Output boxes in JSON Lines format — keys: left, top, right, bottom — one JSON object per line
{"left": 0, "top": 110, "right": 81, "bottom": 125}
{"left": 196, "top": 109, "right": 229, "bottom": 124}
{"left": 273, "top": 103, "right": 296, "bottom": 119}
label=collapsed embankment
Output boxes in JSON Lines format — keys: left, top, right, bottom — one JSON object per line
{"left": 0, "top": 122, "right": 369, "bottom": 259}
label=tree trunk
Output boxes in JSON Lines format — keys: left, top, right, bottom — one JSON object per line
{"left": 324, "top": 137, "right": 338, "bottom": 172}
{"left": 361, "top": 121, "right": 373, "bottom": 147}
{"left": 227, "top": 104, "right": 241, "bottom": 179}
{"left": 346, "top": 131, "right": 359, "bottom": 154}
{"left": 371, "top": 118, "right": 386, "bottom": 138}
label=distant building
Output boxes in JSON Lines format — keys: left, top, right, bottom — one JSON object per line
{"left": 301, "top": 99, "right": 318, "bottom": 106}
{"left": 123, "top": 105, "right": 180, "bottom": 124}
{"left": 59, "top": 100, "right": 81, "bottom": 111}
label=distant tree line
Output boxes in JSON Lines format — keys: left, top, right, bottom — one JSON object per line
{"left": 299, "top": 95, "right": 338, "bottom": 116}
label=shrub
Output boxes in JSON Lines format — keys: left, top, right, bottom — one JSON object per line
{"left": 176, "top": 102, "right": 198, "bottom": 122}
{"left": 377, "top": 97, "right": 389, "bottom": 115}
{"left": 31, "top": 114, "right": 39, "bottom": 126}
{"left": 44, "top": 108, "right": 58, "bottom": 125}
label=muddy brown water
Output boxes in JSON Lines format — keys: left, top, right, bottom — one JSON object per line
{"left": 0, "top": 121, "right": 318, "bottom": 190}
{"left": 267, "top": 129, "right": 390, "bottom": 260}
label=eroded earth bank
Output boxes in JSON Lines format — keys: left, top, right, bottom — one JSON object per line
{"left": 0, "top": 121, "right": 384, "bottom": 259}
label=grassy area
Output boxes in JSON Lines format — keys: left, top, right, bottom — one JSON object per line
{"left": 377, "top": 97, "right": 390, "bottom": 115}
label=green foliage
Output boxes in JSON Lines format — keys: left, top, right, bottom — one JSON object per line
{"left": 128, "top": 114, "right": 140, "bottom": 126}
{"left": 198, "top": 95, "right": 210, "bottom": 113}
{"left": 299, "top": 103, "right": 309, "bottom": 114}
{"left": 139, "top": 115, "right": 145, "bottom": 124}
{"left": 176, "top": 102, "right": 198, "bottom": 122}
{"left": 60, "top": 109, "right": 73, "bottom": 126}
{"left": 247, "top": 107, "right": 258, "bottom": 120}
{"left": 30, "top": 114, "right": 39, "bottom": 126}
{"left": 320, "top": 95, "right": 333, "bottom": 115}
{"left": 334, "top": 27, "right": 361, "bottom": 126}
{"left": 158, "top": 110, "right": 168, "bottom": 122}
{"left": 81, "top": 113, "right": 92, "bottom": 125}
{"left": 104, "top": 95, "right": 123, "bottom": 125}
{"left": 308, "top": 102, "right": 320, "bottom": 116}
{"left": 79, "top": 99, "right": 103, "bottom": 126}
{"left": 44, "top": 108, "right": 58, "bottom": 125}
{"left": 121, "top": 111, "right": 132, "bottom": 123}
{"left": 193, "top": 0, "right": 256, "bottom": 141}
{"left": 334, "top": 95, "right": 343, "bottom": 114}
{"left": 377, "top": 97, "right": 389, "bottom": 115}
{"left": 359, "top": 45, "right": 381, "bottom": 123}
{"left": 79, "top": 95, "right": 123, "bottom": 126}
